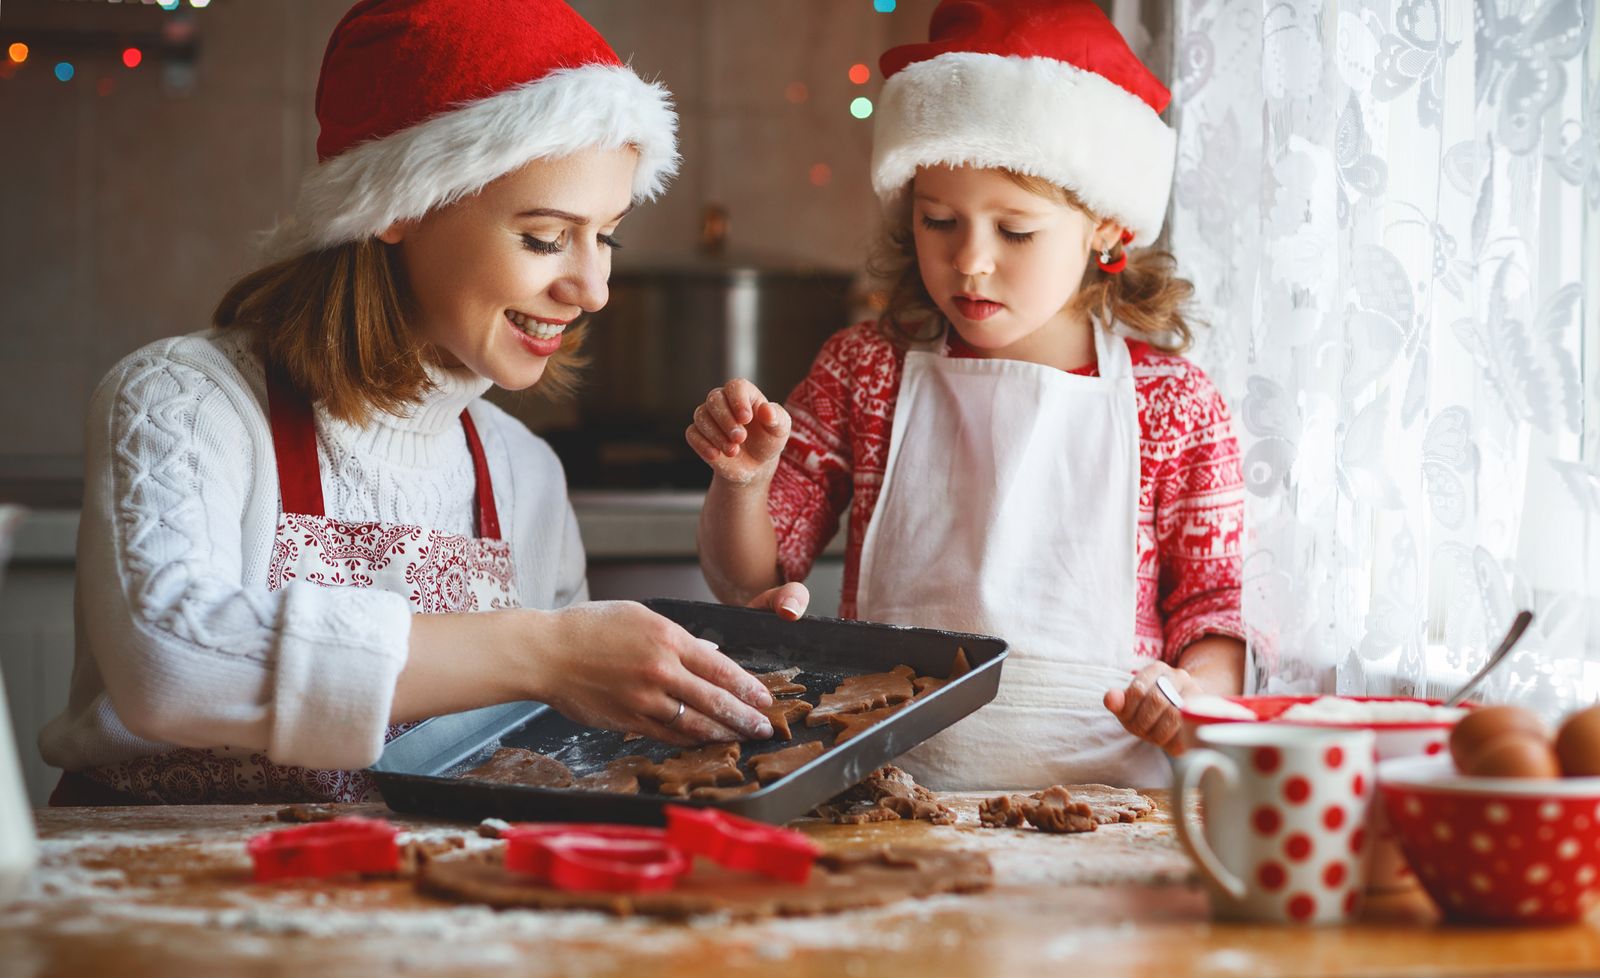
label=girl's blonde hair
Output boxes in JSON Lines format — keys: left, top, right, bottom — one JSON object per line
{"left": 213, "top": 238, "right": 587, "bottom": 425}
{"left": 874, "top": 170, "right": 1199, "bottom": 353}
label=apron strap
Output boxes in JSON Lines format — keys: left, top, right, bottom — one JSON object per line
{"left": 265, "top": 363, "right": 326, "bottom": 518}
{"left": 265, "top": 364, "right": 502, "bottom": 540}
{"left": 461, "top": 408, "right": 501, "bottom": 541}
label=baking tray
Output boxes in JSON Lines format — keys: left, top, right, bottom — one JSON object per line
{"left": 370, "top": 598, "right": 1007, "bottom": 825}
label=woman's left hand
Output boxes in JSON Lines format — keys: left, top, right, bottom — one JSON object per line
{"left": 742, "top": 581, "right": 810, "bottom": 621}
{"left": 1104, "top": 661, "right": 1203, "bottom": 756}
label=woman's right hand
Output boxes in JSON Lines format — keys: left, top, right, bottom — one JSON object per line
{"left": 686, "top": 379, "right": 791, "bottom": 487}
{"left": 532, "top": 601, "right": 776, "bottom": 746}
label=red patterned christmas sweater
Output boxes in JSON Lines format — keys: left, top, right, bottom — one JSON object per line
{"left": 768, "top": 322, "right": 1245, "bottom": 663}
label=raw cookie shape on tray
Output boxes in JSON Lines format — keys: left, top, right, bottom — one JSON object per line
{"left": 760, "top": 699, "right": 815, "bottom": 741}
{"left": 912, "top": 647, "right": 973, "bottom": 697}
{"left": 462, "top": 747, "right": 574, "bottom": 788}
{"left": 749, "top": 742, "right": 825, "bottom": 785}
{"left": 752, "top": 668, "right": 808, "bottom": 697}
{"left": 647, "top": 744, "right": 745, "bottom": 797}
{"left": 572, "top": 755, "right": 655, "bottom": 795}
{"left": 807, "top": 665, "right": 916, "bottom": 727}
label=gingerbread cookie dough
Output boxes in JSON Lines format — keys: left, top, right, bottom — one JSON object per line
{"left": 689, "top": 783, "right": 761, "bottom": 801}
{"left": 753, "top": 667, "right": 807, "bottom": 697}
{"left": 572, "top": 755, "right": 653, "bottom": 794}
{"left": 813, "top": 765, "right": 955, "bottom": 825}
{"left": 461, "top": 747, "right": 574, "bottom": 788}
{"left": 760, "top": 699, "right": 815, "bottom": 740}
{"left": 977, "top": 784, "right": 1148, "bottom": 832}
{"left": 749, "top": 741, "right": 825, "bottom": 784}
{"left": 912, "top": 647, "right": 973, "bottom": 696}
{"left": 807, "top": 665, "right": 915, "bottom": 727}
{"left": 418, "top": 845, "right": 992, "bottom": 920}
{"left": 647, "top": 743, "right": 744, "bottom": 797}
{"left": 827, "top": 702, "right": 907, "bottom": 743}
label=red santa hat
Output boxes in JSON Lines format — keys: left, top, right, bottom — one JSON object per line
{"left": 872, "top": 0, "right": 1175, "bottom": 246}
{"left": 264, "top": 0, "right": 678, "bottom": 260}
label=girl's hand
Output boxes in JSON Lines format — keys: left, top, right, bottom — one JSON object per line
{"left": 1104, "top": 661, "right": 1203, "bottom": 756}
{"left": 686, "top": 379, "right": 791, "bottom": 487}
{"left": 536, "top": 601, "right": 776, "bottom": 746}
{"left": 744, "top": 581, "right": 810, "bottom": 621}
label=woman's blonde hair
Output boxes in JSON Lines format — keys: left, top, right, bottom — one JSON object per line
{"left": 214, "top": 238, "right": 588, "bottom": 425}
{"left": 874, "top": 170, "right": 1199, "bottom": 353}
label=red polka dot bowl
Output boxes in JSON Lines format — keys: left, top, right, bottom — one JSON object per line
{"left": 1378, "top": 755, "right": 1600, "bottom": 924}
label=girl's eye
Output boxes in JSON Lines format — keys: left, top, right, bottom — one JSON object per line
{"left": 920, "top": 215, "right": 956, "bottom": 232}
{"left": 999, "top": 228, "right": 1036, "bottom": 243}
{"left": 598, "top": 232, "right": 624, "bottom": 250}
{"left": 521, "top": 233, "right": 562, "bottom": 255}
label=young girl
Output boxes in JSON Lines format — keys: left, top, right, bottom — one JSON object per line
{"left": 691, "top": 0, "right": 1245, "bottom": 789}
{"left": 40, "top": 0, "right": 797, "bottom": 806}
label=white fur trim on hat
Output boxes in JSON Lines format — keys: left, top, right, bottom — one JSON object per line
{"left": 871, "top": 52, "right": 1175, "bottom": 246}
{"left": 264, "top": 64, "right": 678, "bottom": 260}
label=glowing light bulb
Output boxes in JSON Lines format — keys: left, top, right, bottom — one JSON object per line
{"left": 874, "top": 0, "right": 896, "bottom": 12}
{"left": 848, "top": 63, "right": 870, "bottom": 85}
{"left": 54, "top": 62, "right": 75, "bottom": 82}
{"left": 6, "top": 43, "right": 27, "bottom": 64}
{"left": 122, "top": 48, "right": 143, "bottom": 68}
{"left": 849, "top": 96, "right": 873, "bottom": 119}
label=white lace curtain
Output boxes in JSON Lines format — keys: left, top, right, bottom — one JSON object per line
{"left": 1146, "top": 0, "right": 1598, "bottom": 725}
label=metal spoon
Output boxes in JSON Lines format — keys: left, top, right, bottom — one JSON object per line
{"left": 1154, "top": 674, "right": 1186, "bottom": 710}
{"left": 1444, "top": 610, "right": 1534, "bottom": 708}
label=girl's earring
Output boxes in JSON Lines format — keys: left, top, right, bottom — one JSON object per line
{"left": 1097, "top": 228, "right": 1135, "bottom": 274}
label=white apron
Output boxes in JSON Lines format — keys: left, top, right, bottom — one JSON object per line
{"left": 856, "top": 324, "right": 1168, "bottom": 789}
{"left": 73, "top": 367, "right": 518, "bottom": 804}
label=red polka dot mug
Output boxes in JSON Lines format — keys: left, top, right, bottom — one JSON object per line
{"left": 1174, "top": 723, "right": 1377, "bottom": 924}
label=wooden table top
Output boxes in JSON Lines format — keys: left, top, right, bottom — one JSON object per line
{"left": 4, "top": 794, "right": 1599, "bottom": 978}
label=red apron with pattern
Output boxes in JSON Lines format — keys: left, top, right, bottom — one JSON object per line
{"left": 73, "top": 369, "right": 517, "bottom": 804}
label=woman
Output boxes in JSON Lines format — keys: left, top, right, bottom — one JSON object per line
{"left": 40, "top": 0, "right": 804, "bottom": 805}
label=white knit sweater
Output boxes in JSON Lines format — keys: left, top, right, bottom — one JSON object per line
{"left": 39, "top": 328, "right": 588, "bottom": 774}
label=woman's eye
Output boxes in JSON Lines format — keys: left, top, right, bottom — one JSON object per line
{"left": 520, "top": 233, "right": 562, "bottom": 255}
{"left": 999, "top": 228, "right": 1036, "bottom": 243}
{"left": 598, "top": 232, "right": 624, "bottom": 250}
{"left": 920, "top": 215, "right": 956, "bottom": 232}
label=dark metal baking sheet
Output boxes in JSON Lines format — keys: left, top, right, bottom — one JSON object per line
{"left": 371, "top": 598, "right": 1007, "bottom": 825}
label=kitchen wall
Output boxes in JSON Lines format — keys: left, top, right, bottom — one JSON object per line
{"left": 0, "top": 0, "right": 953, "bottom": 485}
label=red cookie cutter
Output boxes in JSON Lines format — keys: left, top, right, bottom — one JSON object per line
{"left": 247, "top": 816, "right": 400, "bottom": 882}
{"left": 501, "top": 823, "right": 691, "bottom": 893}
{"left": 665, "top": 805, "right": 819, "bottom": 883}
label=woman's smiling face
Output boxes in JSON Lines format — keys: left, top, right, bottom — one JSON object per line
{"left": 381, "top": 145, "right": 638, "bottom": 390}
{"left": 912, "top": 164, "right": 1113, "bottom": 358}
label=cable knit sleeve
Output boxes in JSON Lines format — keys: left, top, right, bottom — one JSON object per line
{"left": 1149, "top": 357, "right": 1246, "bottom": 660}
{"left": 768, "top": 327, "right": 862, "bottom": 584}
{"left": 77, "top": 348, "right": 412, "bottom": 770}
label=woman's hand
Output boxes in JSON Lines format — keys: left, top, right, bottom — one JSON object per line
{"left": 1104, "top": 661, "right": 1203, "bottom": 756}
{"left": 535, "top": 601, "right": 776, "bottom": 746}
{"left": 686, "top": 379, "right": 790, "bottom": 487}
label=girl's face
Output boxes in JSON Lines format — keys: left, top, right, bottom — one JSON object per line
{"left": 912, "top": 165, "right": 1117, "bottom": 358}
{"left": 380, "top": 146, "right": 638, "bottom": 390}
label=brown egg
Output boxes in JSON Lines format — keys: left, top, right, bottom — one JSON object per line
{"left": 1555, "top": 705, "right": 1600, "bottom": 777}
{"left": 1462, "top": 731, "right": 1562, "bottom": 778}
{"left": 1449, "top": 705, "right": 1547, "bottom": 772}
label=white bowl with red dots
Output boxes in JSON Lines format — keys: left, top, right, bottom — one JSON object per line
{"left": 1181, "top": 695, "right": 1464, "bottom": 760}
{"left": 1378, "top": 754, "right": 1600, "bottom": 924}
